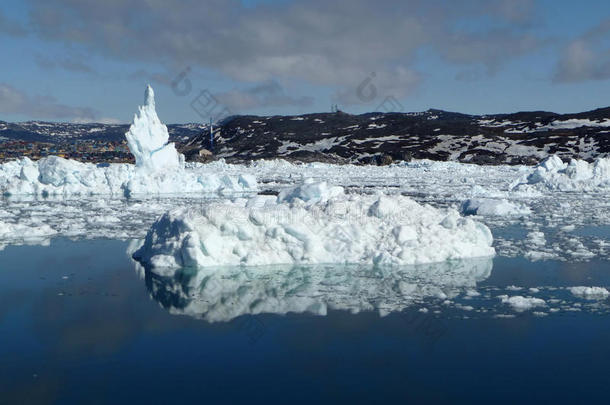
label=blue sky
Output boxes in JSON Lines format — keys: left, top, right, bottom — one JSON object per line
{"left": 1, "top": 0, "right": 610, "bottom": 123}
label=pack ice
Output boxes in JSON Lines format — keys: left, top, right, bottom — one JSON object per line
{"left": 133, "top": 181, "right": 495, "bottom": 270}
{"left": 0, "top": 85, "right": 257, "bottom": 196}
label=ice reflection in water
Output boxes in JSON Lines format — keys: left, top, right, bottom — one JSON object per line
{"left": 134, "top": 257, "right": 493, "bottom": 322}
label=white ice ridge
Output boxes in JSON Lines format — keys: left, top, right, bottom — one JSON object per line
{"left": 0, "top": 86, "right": 258, "bottom": 196}
{"left": 125, "top": 85, "right": 184, "bottom": 172}
{"left": 133, "top": 180, "right": 495, "bottom": 270}
{"left": 512, "top": 155, "right": 610, "bottom": 191}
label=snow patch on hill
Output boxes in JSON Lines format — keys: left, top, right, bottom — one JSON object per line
{"left": 539, "top": 119, "right": 610, "bottom": 130}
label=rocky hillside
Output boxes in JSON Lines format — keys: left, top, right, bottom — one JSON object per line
{"left": 185, "top": 107, "right": 610, "bottom": 165}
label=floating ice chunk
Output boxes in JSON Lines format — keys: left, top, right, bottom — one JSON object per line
{"left": 498, "top": 295, "right": 546, "bottom": 312}
{"left": 568, "top": 286, "right": 610, "bottom": 300}
{"left": 513, "top": 155, "right": 610, "bottom": 191}
{"left": 277, "top": 179, "right": 344, "bottom": 204}
{"left": 533, "top": 311, "right": 548, "bottom": 317}
{"left": 526, "top": 231, "right": 546, "bottom": 246}
{"left": 125, "top": 85, "right": 184, "bottom": 172}
{"left": 460, "top": 198, "right": 531, "bottom": 216}
{"left": 133, "top": 185, "right": 495, "bottom": 270}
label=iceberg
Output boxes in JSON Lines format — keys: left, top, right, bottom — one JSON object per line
{"left": 0, "top": 86, "right": 257, "bottom": 196}
{"left": 133, "top": 181, "right": 495, "bottom": 270}
{"left": 125, "top": 85, "right": 184, "bottom": 172}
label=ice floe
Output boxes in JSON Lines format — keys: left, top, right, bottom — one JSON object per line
{"left": 568, "top": 286, "right": 610, "bottom": 300}
{"left": 498, "top": 295, "right": 546, "bottom": 312}
{"left": 133, "top": 181, "right": 495, "bottom": 270}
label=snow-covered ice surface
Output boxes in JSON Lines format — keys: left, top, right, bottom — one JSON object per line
{"left": 0, "top": 156, "right": 257, "bottom": 197}
{"left": 231, "top": 157, "right": 610, "bottom": 264}
{"left": 1, "top": 155, "right": 609, "bottom": 263}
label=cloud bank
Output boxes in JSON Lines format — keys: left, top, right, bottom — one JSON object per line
{"left": 22, "top": 0, "right": 543, "bottom": 108}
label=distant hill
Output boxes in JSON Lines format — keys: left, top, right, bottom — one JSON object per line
{"left": 3, "top": 106, "right": 610, "bottom": 165}
{"left": 189, "top": 107, "right": 610, "bottom": 165}
{"left": 0, "top": 121, "right": 206, "bottom": 143}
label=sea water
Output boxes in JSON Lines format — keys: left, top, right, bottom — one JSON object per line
{"left": 1, "top": 238, "right": 609, "bottom": 403}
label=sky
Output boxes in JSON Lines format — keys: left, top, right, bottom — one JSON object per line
{"left": 0, "top": 0, "right": 610, "bottom": 124}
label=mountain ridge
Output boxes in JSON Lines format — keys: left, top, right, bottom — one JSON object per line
{"left": 2, "top": 106, "right": 610, "bottom": 165}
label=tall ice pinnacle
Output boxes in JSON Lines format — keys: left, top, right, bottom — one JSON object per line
{"left": 125, "top": 85, "right": 184, "bottom": 172}
{"left": 145, "top": 84, "right": 155, "bottom": 107}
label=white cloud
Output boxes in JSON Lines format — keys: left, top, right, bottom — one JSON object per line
{"left": 555, "top": 19, "right": 610, "bottom": 83}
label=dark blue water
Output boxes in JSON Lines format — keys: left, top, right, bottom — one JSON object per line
{"left": 1, "top": 239, "right": 610, "bottom": 404}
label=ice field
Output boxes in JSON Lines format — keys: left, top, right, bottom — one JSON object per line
{"left": 1, "top": 155, "right": 609, "bottom": 319}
